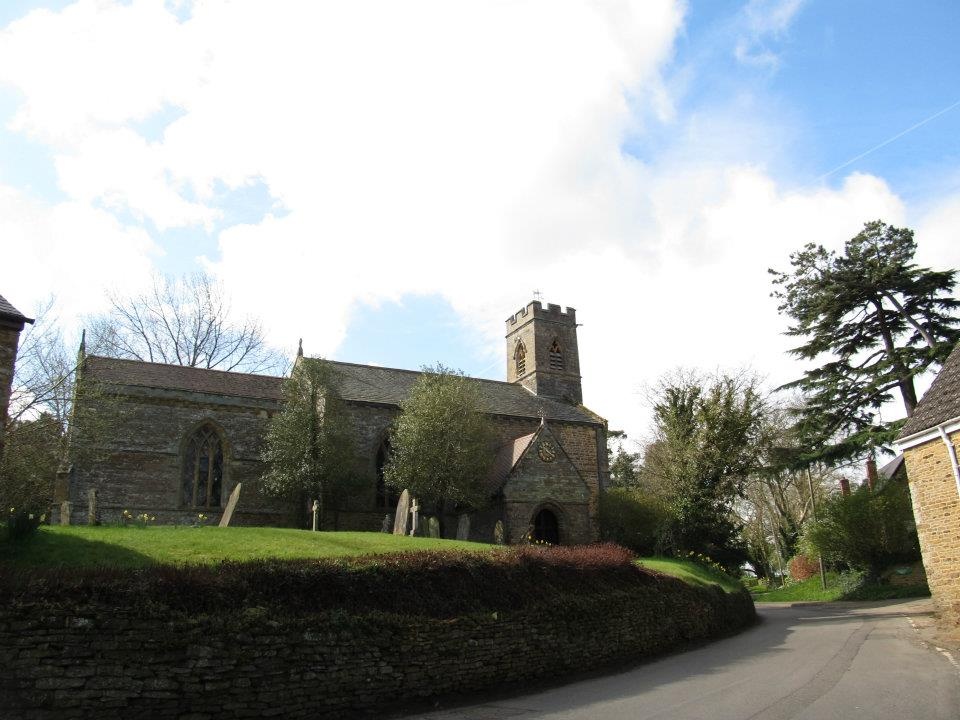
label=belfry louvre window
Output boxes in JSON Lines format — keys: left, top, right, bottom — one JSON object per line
{"left": 515, "top": 340, "right": 527, "bottom": 376}
{"left": 182, "top": 425, "right": 224, "bottom": 509}
{"left": 549, "top": 339, "right": 563, "bottom": 370}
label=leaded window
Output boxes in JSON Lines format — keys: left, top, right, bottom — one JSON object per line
{"left": 181, "top": 425, "right": 224, "bottom": 509}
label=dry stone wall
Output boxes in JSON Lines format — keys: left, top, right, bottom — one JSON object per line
{"left": 0, "top": 587, "right": 755, "bottom": 720}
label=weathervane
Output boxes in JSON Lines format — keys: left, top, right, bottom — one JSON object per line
{"left": 533, "top": 289, "right": 543, "bottom": 302}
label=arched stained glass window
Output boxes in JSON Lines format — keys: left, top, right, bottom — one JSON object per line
{"left": 181, "top": 424, "right": 224, "bottom": 509}
{"left": 548, "top": 338, "right": 563, "bottom": 370}
{"left": 515, "top": 340, "right": 527, "bottom": 376}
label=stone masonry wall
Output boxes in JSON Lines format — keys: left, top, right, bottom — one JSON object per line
{"left": 0, "top": 323, "right": 23, "bottom": 437}
{"left": 903, "top": 430, "right": 960, "bottom": 625}
{"left": 0, "top": 589, "right": 755, "bottom": 720}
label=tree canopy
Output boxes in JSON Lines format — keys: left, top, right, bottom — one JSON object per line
{"left": 89, "top": 272, "right": 285, "bottom": 374}
{"left": 260, "top": 358, "right": 358, "bottom": 529}
{"left": 770, "top": 220, "right": 959, "bottom": 462}
{"left": 383, "top": 364, "right": 495, "bottom": 515}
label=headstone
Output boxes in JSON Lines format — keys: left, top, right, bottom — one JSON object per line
{"left": 381, "top": 514, "right": 392, "bottom": 533}
{"left": 493, "top": 520, "right": 505, "bottom": 545}
{"left": 393, "top": 489, "right": 411, "bottom": 535}
{"left": 311, "top": 499, "right": 320, "bottom": 531}
{"left": 59, "top": 501, "right": 72, "bottom": 526}
{"left": 218, "top": 483, "right": 242, "bottom": 527}
{"left": 87, "top": 489, "right": 97, "bottom": 525}
{"left": 427, "top": 516, "right": 440, "bottom": 539}
{"left": 456, "top": 514, "right": 471, "bottom": 541}
{"left": 409, "top": 498, "right": 420, "bottom": 537}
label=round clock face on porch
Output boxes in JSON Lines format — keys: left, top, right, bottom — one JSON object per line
{"left": 537, "top": 440, "right": 557, "bottom": 463}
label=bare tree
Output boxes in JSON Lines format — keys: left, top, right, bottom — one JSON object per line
{"left": 88, "top": 272, "right": 285, "bottom": 374}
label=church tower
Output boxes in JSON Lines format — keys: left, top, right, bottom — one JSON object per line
{"left": 505, "top": 300, "right": 582, "bottom": 404}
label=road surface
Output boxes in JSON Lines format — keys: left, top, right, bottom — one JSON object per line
{"left": 402, "top": 600, "right": 960, "bottom": 720}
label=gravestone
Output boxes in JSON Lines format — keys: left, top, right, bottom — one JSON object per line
{"left": 427, "top": 516, "right": 440, "bottom": 539}
{"left": 87, "top": 489, "right": 97, "bottom": 525}
{"left": 380, "top": 514, "right": 392, "bottom": 533}
{"left": 311, "top": 499, "right": 319, "bottom": 531}
{"left": 59, "top": 501, "right": 71, "bottom": 526}
{"left": 493, "top": 520, "right": 505, "bottom": 545}
{"left": 393, "top": 489, "right": 411, "bottom": 535}
{"left": 456, "top": 514, "right": 471, "bottom": 541}
{"left": 409, "top": 498, "right": 420, "bottom": 536}
{"left": 218, "top": 483, "right": 242, "bottom": 527}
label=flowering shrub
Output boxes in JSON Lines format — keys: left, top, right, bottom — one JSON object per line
{"left": 788, "top": 554, "right": 819, "bottom": 582}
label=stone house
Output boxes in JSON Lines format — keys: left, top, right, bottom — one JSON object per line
{"left": 0, "top": 294, "right": 33, "bottom": 459}
{"left": 56, "top": 301, "right": 608, "bottom": 544}
{"left": 896, "top": 342, "right": 960, "bottom": 625}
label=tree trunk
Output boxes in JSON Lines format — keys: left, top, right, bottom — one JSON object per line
{"left": 873, "top": 299, "right": 918, "bottom": 417}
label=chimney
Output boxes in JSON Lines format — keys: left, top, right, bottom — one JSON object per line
{"left": 839, "top": 477, "right": 851, "bottom": 496}
{"left": 865, "top": 457, "right": 878, "bottom": 490}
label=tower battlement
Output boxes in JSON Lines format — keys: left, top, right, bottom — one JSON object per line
{"left": 506, "top": 301, "right": 577, "bottom": 327}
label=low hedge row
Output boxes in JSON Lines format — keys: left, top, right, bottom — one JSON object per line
{"left": 0, "top": 543, "right": 677, "bottom": 618}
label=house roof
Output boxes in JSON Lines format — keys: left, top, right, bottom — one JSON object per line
{"left": 83, "top": 355, "right": 605, "bottom": 425}
{"left": 84, "top": 356, "right": 285, "bottom": 402}
{"left": 878, "top": 454, "right": 904, "bottom": 481}
{"left": 320, "top": 359, "right": 604, "bottom": 425}
{"left": 897, "top": 343, "right": 960, "bottom": 440}
{"left": 0, "top": 294, "right": 33, "bottom": 325}
{"left": 485, "top": 432, "right": 537, "bottom": 494}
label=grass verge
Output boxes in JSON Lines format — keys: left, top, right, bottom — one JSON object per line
{"left": 751, "top": 572, "right": 930, "bottom": 602}
{"left": 636, "top": 556, "right": 744, "bottom": 593}
{"left": 0, "top": 525, "right": 493, "bottom": 568}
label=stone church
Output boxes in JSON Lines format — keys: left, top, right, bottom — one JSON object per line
{"left": 55, "top": 301, "right": 608, "bottom": 544}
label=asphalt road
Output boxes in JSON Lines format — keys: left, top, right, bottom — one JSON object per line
{"left": 402, "top": 599, "right": 960, "bottom": 720}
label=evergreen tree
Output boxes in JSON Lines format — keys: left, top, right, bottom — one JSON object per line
{"left": 261, "top": 358, "right": 357, "bottom": 529}
{"left": 383, "top": 364, "right": 494, "bottom": 526}
{"left": 770, "top": 220, "right": 959, "bottom": 462}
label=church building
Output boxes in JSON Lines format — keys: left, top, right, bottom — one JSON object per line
{"left": 55, "top": 301, "right": 608, "bottom": 544}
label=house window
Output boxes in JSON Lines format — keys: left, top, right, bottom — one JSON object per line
{"left": 181, "top": 424, "right": 224, "bottom": 509}
{"left": 548, "top": 339, "right": 563, "bottom": 370}
{"left": 376, "top": 439, "right": 398, "bottom": 508}
{"left": 515, "top": 340, "right": 527, "bottom": 376}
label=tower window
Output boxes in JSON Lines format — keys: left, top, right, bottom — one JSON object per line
{"left": 549, "top": 339, "right": 564, "bottom": 370}
{"left": 181, "top": 424, "right": 224, "bottom": 509}
{"left": 515, "top": 340, "right": 527, "bottom": 376}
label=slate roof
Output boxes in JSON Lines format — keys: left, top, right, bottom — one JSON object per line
{"left": 0, "top": 294, "right": 33, "bottom": 324}
{"left": 83, "top": 355, "right": 605, "bottom": 425}
{"left": 322, "top": 360, "right": 603, "bottom": 425}
{"left": 84, "top": 356, "right": 285, "bottom": 402}
{"left": 486, "top": 432, "right": 537, "bottom": 494}
{"left": 898, "top": 343, "right": 960, "bottom": 440}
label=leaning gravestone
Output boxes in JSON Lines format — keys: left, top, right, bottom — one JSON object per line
{"left": 393, "top": 489, "right": 411, "bottom": 535}
{"left": 218, "top": 483, "right": 242, "bottom": 527}
{"left": 493, "top": 520, "right": 505, "bottom": 545}
{"left": 456, "top": 514, "right": 471, "bottom": 541}
{"left": 427, "top": 516, "right": 440, "bottom": 539}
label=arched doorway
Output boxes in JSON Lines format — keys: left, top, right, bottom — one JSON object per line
{"left": 532, "top": 508, "right": 560, "bottom": 545}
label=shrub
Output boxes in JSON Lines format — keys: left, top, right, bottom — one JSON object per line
{"left": 788, "top": 554, "right": 818, "bottom": 582}
{"left": 599, "top": 487, "right": 670, "bottom": 556}
{"left": 5, "top": 508, "right": 42, "bottom": 542}
{"left": 803, "top": 481, "right": 920, "bottom": 580}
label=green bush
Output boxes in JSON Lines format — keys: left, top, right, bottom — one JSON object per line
{"left": 803, "top": 482, "right": 920, "bottom": 580}
{"left": 599, "top": 487, "right": 670, "bottom": 556}
{"left": 5, "top": 508, "right": 42, "bottom": 542}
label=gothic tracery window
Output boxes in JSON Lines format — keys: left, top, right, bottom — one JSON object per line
{"left": 515, "top": 340, "right": 527, "bottom": 376}
{"left": 548, "top": 338, "right": 564, "bottom": 370}
{"left": 181, "top": 424, "right": 224, "bottom": 509}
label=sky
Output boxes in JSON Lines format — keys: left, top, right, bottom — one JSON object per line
{"left": 1, "top": 0, "right": 959, "bottom": 448}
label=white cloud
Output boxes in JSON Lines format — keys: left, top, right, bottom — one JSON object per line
{"left": 734, "top": 0, "right": 805, "bottom": 70}
{"left": 0, "top": 183, "right": 159, "bottom": 323}
{"left": 0, "top": 0, "right": 956, "bottom": 445}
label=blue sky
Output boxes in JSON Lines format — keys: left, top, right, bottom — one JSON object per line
{"left": 1, "top": 0, "right": 958, "bottom": 440}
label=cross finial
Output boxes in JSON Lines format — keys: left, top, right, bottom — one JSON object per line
{"left": 532, "top": 289, "right": 543, "bottom": 302}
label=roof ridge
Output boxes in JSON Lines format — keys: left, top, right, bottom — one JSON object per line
{"left": 321, "top": 357, "right": 519, "bottom": 387}
{"left": 85, "top": 354, "right": 285, "bottom": 382}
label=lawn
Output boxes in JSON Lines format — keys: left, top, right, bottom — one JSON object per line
{"left": 636, "top": 556, "right": 745, "bottom": 593}
{"left": 1, "top": 525, "right": 494, "bottom": 568}
{"left": 751, "top": 572, "right": 930, "bottom": 602}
